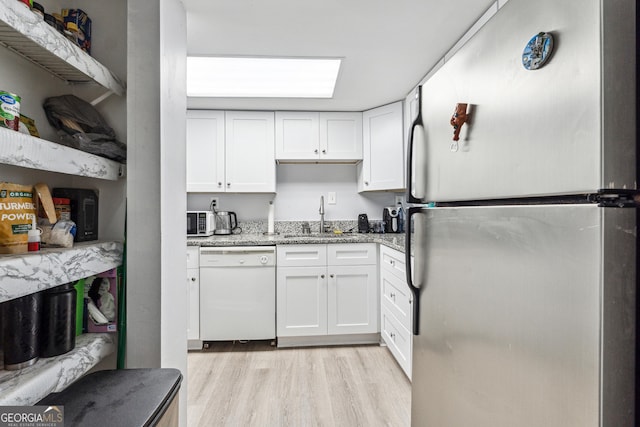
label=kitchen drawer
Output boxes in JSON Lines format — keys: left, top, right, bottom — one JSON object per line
{"left": 381, "top": 269, "right": 412, "bottom": 331}
{"left": 327, "top": 243, "right": 376, "bottom": 266}
{"left": 277, "top": 244, "right": 327, "bottom": 267}
{"left": 380, "top": 245, "right": 406, "bottom": 280}
{"left": 381, "top": 305, "right": 412, "bottom": 379}
{"left": 187, "top": 246, "right": 199, "bottom": 269}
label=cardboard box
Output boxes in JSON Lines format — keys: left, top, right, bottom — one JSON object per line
{"left": 85, "top": 269, "right": 117, "bottom": 332}
{"left": 62, "top": 8, "right": 92, "bottom": 54}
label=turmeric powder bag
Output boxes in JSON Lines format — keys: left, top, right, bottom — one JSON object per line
{"left": 0, "top": 182, "right": 36, "bottom": 254}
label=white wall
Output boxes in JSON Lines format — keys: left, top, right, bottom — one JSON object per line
{"left": 187, "top": 164, "right": 399, "bottom": 222}
{"left": 128, "top": 0, "right": 188, "bottom": 424}
{"left": 127, "top": 0, "right": 162, "bottom": 368}
{"left": 160, "top": 1, "right": 188, "bottom": 426}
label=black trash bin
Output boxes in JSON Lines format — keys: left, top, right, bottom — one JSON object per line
{"left": 37, "top": 368, "right": 182, "bottom": 427}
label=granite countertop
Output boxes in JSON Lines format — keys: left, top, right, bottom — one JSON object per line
{"left": 188, "top": 232, "right": 407, "bottom": 253}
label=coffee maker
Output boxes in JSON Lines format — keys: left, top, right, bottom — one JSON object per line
{"left": 383, "top": 207, "right": 403, "bottom": 233}
{"left": 357, "top": 214, "right": 369, "bottom": 233}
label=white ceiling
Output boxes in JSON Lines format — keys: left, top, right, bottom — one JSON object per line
{"left": 184, "top": 0, "right": 496, "bottom": 111}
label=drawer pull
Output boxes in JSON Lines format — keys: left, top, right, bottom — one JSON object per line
{"left": 321, "top": 274, "right": 325, "bottom": 279}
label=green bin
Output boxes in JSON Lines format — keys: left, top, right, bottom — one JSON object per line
{"left": 73, "top": 278, "right": 85, "bottom": 336}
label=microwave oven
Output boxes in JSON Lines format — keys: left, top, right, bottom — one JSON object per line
{"left": 187, "top": 211, "right": 215, "bottom": 236}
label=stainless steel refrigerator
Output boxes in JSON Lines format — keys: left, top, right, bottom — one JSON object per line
{"left": 404, "top": 0, "right": 637, "bottom": 425}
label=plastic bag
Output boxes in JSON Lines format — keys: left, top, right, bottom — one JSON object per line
{"left": 0, "top": 182, "right": 36, "bottom": 254}
{"left": 43, "top": 95, "right": 126, "bottom": 163}
{"left": 40, "top": 219, "right": 77, "bottom": 248}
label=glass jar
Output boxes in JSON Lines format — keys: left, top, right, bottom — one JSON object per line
{"left": 65, "top": 22, "right": 79, "bottom": 45}
{"left": 53, "top": 197, "right": 71, "bottom": 221}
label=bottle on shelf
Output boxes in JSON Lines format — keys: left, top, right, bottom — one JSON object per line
{"left": 28, "top": 214, "right": 41, "bottom": 252}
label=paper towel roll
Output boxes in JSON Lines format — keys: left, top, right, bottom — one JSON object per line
{"left": 267, "top": 201, "right": 275, "bottom": 234}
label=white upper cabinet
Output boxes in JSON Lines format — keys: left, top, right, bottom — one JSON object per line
{"left": 186, "top": 110, "right": 276, "bottom": 193}
{"left": 319, "top": 112, "right": 362, "bottom": 161}
{"left": 225, "top": 111, "right": 276, "bottom": 192}
{"left": 275, "top": 112, "right": 320, "bottom": 160}
{"left": 275, "top": 111, "right": 362, "bottom": 162}
{"left": 186, "top": 110, "right": 225, "bottom": 192}
{"left": 358, "top": 101, "right": 404, "bottom": 192}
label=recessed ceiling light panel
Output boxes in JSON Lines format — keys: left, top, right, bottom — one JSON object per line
{"left": 187, "top": 56, "right": 342, "bottom": 98}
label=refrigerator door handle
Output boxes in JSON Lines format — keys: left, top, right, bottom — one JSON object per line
{"left": 405, "top": 206, "right": 421, "bottom": 335}
{"left": 406, "top": 85, "right": 424, "bottom": 205}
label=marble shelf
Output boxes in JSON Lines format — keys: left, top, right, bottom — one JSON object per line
{"left": 0, "top": 127, "right": 123, "bottom": 180}
{"left": 0, "top": 0, "right": 125, "bottom": 95}
{"left": 0, "top": 240, "right": 123, "bottom": 303}
{"left": 0, "top": 333, "right": 116, "bottom": 405}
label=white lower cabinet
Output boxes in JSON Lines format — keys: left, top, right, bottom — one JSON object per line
{"left": 380, "top": 245, "right": 413, "bottom": 379}
{"left": 327, "top": 264, "right": 378, "bottom": 335}
{"left": 277, "top": 265, "right": 328, "bottom": 336}
{"left": 186, "top": 247, "right": 202, "bottom": 350}
{"left": 277, "top": 243, "right": 378, "bottom": 346}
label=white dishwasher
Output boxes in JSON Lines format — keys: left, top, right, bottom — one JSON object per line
{"left": 199, "top": 246, "right": 276, "bottom": 341}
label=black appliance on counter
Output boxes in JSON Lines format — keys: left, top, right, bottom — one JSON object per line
{"left": 358, "top": 213, "right": 369, "bottom": 233}
{"left": 53, "top": 188, "right": 98, "bottom": 242}
{"left": 383, "top": 206, "right": 403, "bottom": 233}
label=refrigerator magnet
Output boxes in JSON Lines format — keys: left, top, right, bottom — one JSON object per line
{"left": 522, "top": 32, "right": 554, "bottom": 70}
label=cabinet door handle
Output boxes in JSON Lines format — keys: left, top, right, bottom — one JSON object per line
{"left": 390, "top": 260, "right": 395, "bottom": 266}
{"left": 322, "top": 149, "right": 326, "bottom": 154}
{"left": 314, "top": 149, "right": 319, "bottom": 154}
{"left": 227, "top": 182, "right": 231, "bottom": 187}
{"left": 321, "top": 274, "right": 325, "bottom": 279}
{"left": 191, "top": 277, "right": 196, "bottom": 282}
{"left": 330, "top": 274, "right": 334, "bottom": 278}
{"left": 365, "top": 181, "right": 369, "bottom": 186}
{"left": 218, "top": 182, "right": 222, "bottom": 187}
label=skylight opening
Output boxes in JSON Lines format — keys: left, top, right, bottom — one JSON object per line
{"left": 186, "top": 56, "right": 342, "bottom": 98}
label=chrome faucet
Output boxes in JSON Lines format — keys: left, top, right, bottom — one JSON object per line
{"left": 319, "top": 195, "right": 325, "bottom": 233}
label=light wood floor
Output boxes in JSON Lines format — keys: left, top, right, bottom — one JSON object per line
{"left": 187, "top": 341, "right": 411, "bottom": 427}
